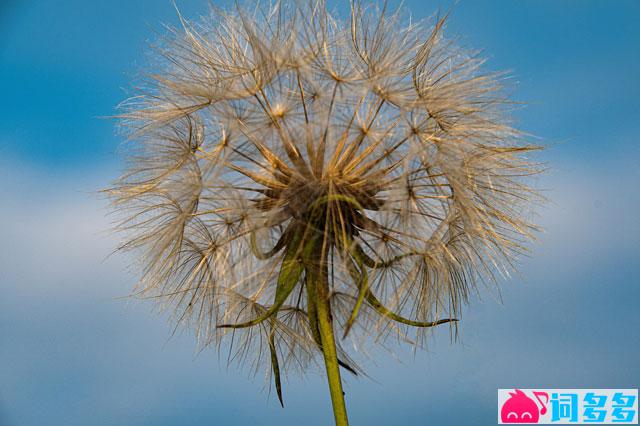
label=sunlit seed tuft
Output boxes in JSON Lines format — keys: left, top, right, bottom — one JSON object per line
{"left": 107, "top": 0, "right": 542, "bottom": 401}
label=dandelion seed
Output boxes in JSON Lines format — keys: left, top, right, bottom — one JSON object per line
{"left": 107, "top": 1, "right": 542, "bottom": 424}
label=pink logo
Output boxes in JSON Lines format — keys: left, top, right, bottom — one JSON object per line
{"left": 501, "top": 389, "right": 549, "bottom": 423}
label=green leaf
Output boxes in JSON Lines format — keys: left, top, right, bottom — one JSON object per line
{"left": 218, "top": 231, "right": 306, "bottom": 329}
{"left": 365, "top": 289, "right": 458, "bottom": 328}
{"left": 342, "top": 250, "right": 369, "bottom": 339}
{"left": 349, "top": 243, "right": 458, "bottom": 328}
{"left": 268, "top": 321, "right": 284, "bottom": 407}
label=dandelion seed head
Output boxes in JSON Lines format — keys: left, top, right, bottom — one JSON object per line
{"left": 108, "top": 0, "right": 542, "bottom": 378}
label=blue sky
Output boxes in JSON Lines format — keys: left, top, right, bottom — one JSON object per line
{"left": 1, "top": 1, "right": 639, "bottom": 425}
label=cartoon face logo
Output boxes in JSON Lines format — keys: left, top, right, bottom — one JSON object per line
{"left": 501, "top": 389, "right": 548, "bottom": 423}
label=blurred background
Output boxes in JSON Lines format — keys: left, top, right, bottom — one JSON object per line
{"left": 1, "top": 1, "right": 638, "bottom": 425}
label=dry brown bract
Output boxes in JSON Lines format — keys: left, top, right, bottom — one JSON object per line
{"left": 107, "top": 0, "right": 541, "bottom": 400}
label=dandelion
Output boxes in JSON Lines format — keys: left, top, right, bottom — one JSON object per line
{"left": 107, "top": 1, "right": 542, "bottom": 424}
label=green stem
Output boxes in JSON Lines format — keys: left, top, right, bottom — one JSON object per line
{"left": 312, "top": 252, "right": 349, "bottom": 426}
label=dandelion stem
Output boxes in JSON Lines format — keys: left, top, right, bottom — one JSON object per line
{"left": 312, "top": 246, "right": 349, "bottom": 426}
